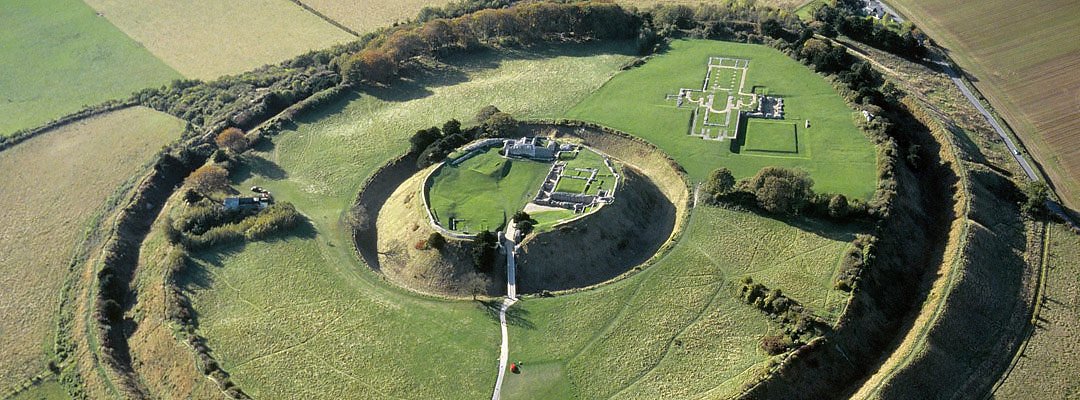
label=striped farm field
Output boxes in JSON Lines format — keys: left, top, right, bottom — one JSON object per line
{"left": 886, "top": 0, "right": 1080, "bottom": 209}
{"left": 300, "top": 0, "right": 447, "bottom": 34}
{"left": 0, "top": 107, "right": 185, "bottom": 395}
{"left": 81, "top": 0, "right": 356, "bottom": 79}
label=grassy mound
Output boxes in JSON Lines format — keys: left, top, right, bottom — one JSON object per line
{"left": 515, "top": 167, "right": 676, "bottom": 292}
{"left": 566, "top": 39, "right": 877, "bottom": 199}
{"left": 427, "top": 147, "right": 551, "bottom": 233}
{"left": 377, "top": 168, "right": 503, "bottom": 297}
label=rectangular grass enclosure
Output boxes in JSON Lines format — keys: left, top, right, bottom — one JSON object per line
{"left": 743, "top": 119, "right": 801, "bottom": 155}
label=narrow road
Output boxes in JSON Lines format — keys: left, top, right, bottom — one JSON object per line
{"left": 492, "top": 226, "right": 519, "bottom": 400}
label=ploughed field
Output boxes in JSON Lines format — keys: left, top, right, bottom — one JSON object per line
{"left": 885, "top": 0, "right": 1080, "bottom": 208}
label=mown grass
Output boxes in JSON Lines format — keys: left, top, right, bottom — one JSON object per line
{"left": 566, "top": 39, "right": 877, "bottom": 199}
{"left": 504, "top": 206, "right": 859, "bottom": 399}
{"left": 179, "top": 41, "right": 638, "bottom": 399}
{"left": 0, "top": 0, "right": 181, "bottom": 137}
{"left": 0, "top": 107, "right": 184, "bottom": 395}
{"left": 994, "top": 223, "right": 1080, "bottom": 398}
{"left": 428, "top": 148, "right": 551, "bottom": 233}
{"left": 81, "top": 0, "right": 355, "bottom": 79}
{"left": 885, "top": 0, "right": 1080, "bottom": 209}
{"left": 743, "top": 120, "right": 800, "bottom": 154}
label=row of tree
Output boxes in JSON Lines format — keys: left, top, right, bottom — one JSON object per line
{"left": 703, "top": 166, "right": 870, "bottom": 220}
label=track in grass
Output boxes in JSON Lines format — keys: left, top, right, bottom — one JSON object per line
{"left": 0, "top": 0, "right": 181, "bottom": 137}
{"left": 566, "top": 39, "right": 877, "bottom": 199}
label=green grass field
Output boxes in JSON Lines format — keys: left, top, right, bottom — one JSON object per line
{"left": 566, "top": 39, "right": 877, "bottom": 199}
{"left": 504, "top": 206, "right": 860, "bottom": 399}
{"left": 177, "top": 41, "right": 638, "bottom": 399}
{"left": 428, "top": 148, "right": 551, "bottom": 233}
{"left": 0, "top": 107, "right": 185, "bottom": 395}
{"left": 0, "top": 0, "right": 181, "bottom": 137}
{"left": 82, "top": 0, "right": 355, "bottom": 79}
{"left": 885, "top": 0, "right": 1080, "bottom": 209}
{"left": 743, "top": 120, "right": 800, "bottom": 154}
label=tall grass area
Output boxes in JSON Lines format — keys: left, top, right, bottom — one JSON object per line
{"left": 993, "top": 223, "right": 1080, "bottom": 398}
{"left": 178, "top": 41, "right": 638, "bottom": 398}
{"left": 427, "top": 148, "right": 551, "bottom": 233}
{"left": 81, "top": 0, "right": 355, "bottom": 79}
{"left": 0, "top": 0, "right": 180, "bottom": 137}
{"left": 0, "top": 107, "right": 184, "bottom": 395}
{"left": 566, "top": 39, "right": 877, "bottom": 199}
{"left": 503, "top": 206, "right": 859, "bottom": 399}
{"left": 885, "top": 0, "right": 1080, "bottom": 209}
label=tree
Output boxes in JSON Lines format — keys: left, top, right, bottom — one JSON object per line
{"left": 475, "top": 105, "right": 502, "bottom": 124}
{"left": 512, "top": 210, "right": 531, "bottom": 223}
{"left": 828, "top": 194, "right": 850, "bottom": 218}
{"left": 215, "top": 127, "right": 248, "bottom": 153}
{"left": 482, "top": 112, "right": 517, "bottom": 138}
{"left": 186, "top": 165, "right": 229, "bottom": 195}
{"left": 464, "top": 273, "right": 491, "bottom": 301}
{"left": 746, "top": 167, "right": 814, "bottom": 214}
{"left": 442, "top": 119, "right": 462, "bottom": 137}
{"left": 410, "top": 126, "right": 442, "bottom": 154}
{"left": 1022, "top": 181, "right": 1049, "bottom": 216}
{"left": 428, "top": 232, "right": 447, "bottom": 250}
{"left": 472, "top": 230, "right": 499, "bottom": 272}
{"left": 703, "top": 167, "right": 736, "bottom": 197}
{"left": 345, "top": 49, "right": 397, "bottom": 84}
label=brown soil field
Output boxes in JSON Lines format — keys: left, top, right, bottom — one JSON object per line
{"left": 0, "top": 107, "right": 184, "bottom": 395}
{"left": 887, "top": 0, "right": 1080, "bottom": 210}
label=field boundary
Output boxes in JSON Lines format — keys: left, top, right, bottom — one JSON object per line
{"left": 285, "top": 0, "right": 361, "bottom": 37}
{"left": 0, "top": 101, "right": 137, "bottom": 153}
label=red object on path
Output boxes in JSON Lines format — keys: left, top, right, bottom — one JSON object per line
{"left": 510, "top": 363, "right": 520, "bottom": 374}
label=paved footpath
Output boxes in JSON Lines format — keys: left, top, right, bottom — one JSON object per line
{"left": 492, "top": 227, "right": 519, "bottom": 400}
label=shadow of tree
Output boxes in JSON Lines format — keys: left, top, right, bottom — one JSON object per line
{"left": 476, "top": 299, "right": 536, "bottom": 330}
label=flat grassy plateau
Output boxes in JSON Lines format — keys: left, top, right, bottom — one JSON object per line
{"left": 885, "top": 0, "right": 1080, "bottom": 209}
{"left": 0, "top": 107, "right": 185, "bottom": 395}
{"left": 566, "top": 39, "right": 877, "bottom": 199}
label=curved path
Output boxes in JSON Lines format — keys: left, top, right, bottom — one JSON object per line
{"left": 492, "top": 226, "right": 519, "bottom": 400}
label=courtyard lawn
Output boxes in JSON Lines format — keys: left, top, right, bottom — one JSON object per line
{"left": 427, "top": 148, "right": 552, "bottom": 233}
{"left": 566, "top": 39, "right": 878, "bottom": 199}
{"left": 742, "top": 119, "right": 802, "bottom": 154}
{"left": 0, "top": 0, "right": 181, "bottom": 136}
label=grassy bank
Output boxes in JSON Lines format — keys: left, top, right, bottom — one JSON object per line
{"left": 0, "top": 107, "right": 185, "bottom": 395}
